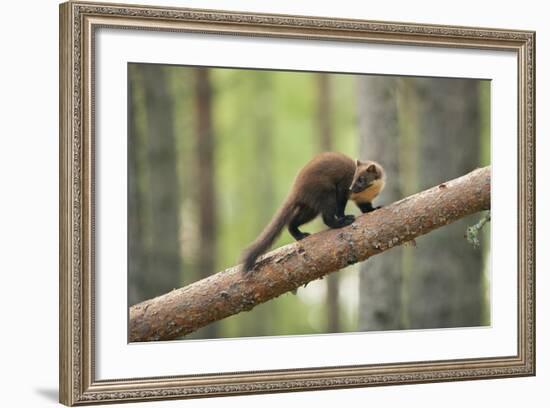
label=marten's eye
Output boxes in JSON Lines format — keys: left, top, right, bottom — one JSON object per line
{"left": 359, "top": 176, "right": 365, "bottom": 183}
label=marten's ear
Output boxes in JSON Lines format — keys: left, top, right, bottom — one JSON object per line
{"left": 355, "top": 159, "right": 362, "bottom": 167}
{"left": 367, "top": 164, "right": 376, "bottom": 173}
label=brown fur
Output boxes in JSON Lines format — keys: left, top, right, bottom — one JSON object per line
{"left": 241, "top": 152, "right": 384, "bottom": 272}
{"left": 349, "top": 159, "right": 385, "bottom": 204}
{"left": 350, "top": 178, "right": 385, "bottom": 203}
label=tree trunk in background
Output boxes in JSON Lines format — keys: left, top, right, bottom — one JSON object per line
{"left": 128, "top": 66, "right": 148, "bottom": 306}
{"left": 395, "top": 78, "right": 421, "bottom": 329}
{"left": 194, "top": 68, "right": 219, "bottom": 337}
{"left": 128, "top": 64, "right": 182, "bottom": 305}
{"left": 142, "top": 64, "right": 182, "bottom": 302}
{"left": 255, "top": 74, "right": 275, "bottom": 228}
{"left": 249, "top": 72, "right": 275, "bottom": 335}
{"left": 407, "top": 78, "right": 483, "bottom": 328}
{"left": 317, "top": 73, "right": 340, "bottom": 333}
{"left": 356, "top": 76, "right": 403, "bottom": 331}
{"left": 318, "top": 74, "right": 333, "bottom": 152}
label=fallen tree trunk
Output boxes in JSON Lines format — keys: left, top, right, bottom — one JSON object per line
{"left": 129, "top": 166, "right": 491, "bottom": 342}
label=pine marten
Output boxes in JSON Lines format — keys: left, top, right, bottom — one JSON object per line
{"left": 241, "top": 152, "right": 385, "bottom": 271}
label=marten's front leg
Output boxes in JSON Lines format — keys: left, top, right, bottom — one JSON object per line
{"left": 357, "top": 201, "right": 381, "bottom": 214}
{"left": 335, "top": 185, "right": 355, "bottom": 224}
{"left": 322, "top": 196, "right": 355, "bottom": 228}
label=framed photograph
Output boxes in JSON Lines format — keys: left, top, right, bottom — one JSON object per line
{"left": 59, "top": 1, "right": 535, "bottom": 405}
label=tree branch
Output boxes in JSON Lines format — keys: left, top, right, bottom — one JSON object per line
{"left": 129, "top": 166, "right": 491, "bottom": 342}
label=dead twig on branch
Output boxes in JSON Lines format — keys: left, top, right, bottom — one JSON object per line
{"left": 129, "top": 166, "right": 491, "bottom": 342}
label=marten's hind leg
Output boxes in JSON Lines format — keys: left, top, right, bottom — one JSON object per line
{"left": 288, "top": 205, "right": 317, "bottom": 240}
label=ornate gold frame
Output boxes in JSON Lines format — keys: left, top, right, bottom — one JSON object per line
{"left": 59, "top": 1, "right": 535, "bottom": 405}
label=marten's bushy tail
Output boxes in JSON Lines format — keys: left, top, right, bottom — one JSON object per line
{"left": 241, "top": 198, "right": 296, "bottom": 272}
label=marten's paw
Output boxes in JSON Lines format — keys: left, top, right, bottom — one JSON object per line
{"left": 334, "top": 215, "right": 355, "bottom": 227}
{"left": 343, "top": 214, "right": 356, "bottom": 223}
{"left": 296, "top": 232, "right": 310, "bottom": 241}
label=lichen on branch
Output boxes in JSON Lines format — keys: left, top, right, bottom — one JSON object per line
{"left": 465, "top": 211, "right": 491, "bottom": 248}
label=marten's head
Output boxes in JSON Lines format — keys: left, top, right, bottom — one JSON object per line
{"left": 350, "top": 159, "right": 385, "bottom": 199}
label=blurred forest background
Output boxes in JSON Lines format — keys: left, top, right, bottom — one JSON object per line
{"left": 128, "top": 63, "right": 491, "bottom": 340}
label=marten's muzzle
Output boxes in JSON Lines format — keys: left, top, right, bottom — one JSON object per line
{"left": 350, "top": 182, "right": 372, "bottom": 194}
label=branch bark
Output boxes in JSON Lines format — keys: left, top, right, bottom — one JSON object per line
{"left": 129, "top": 166, "right": 491, "bottom": 342}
